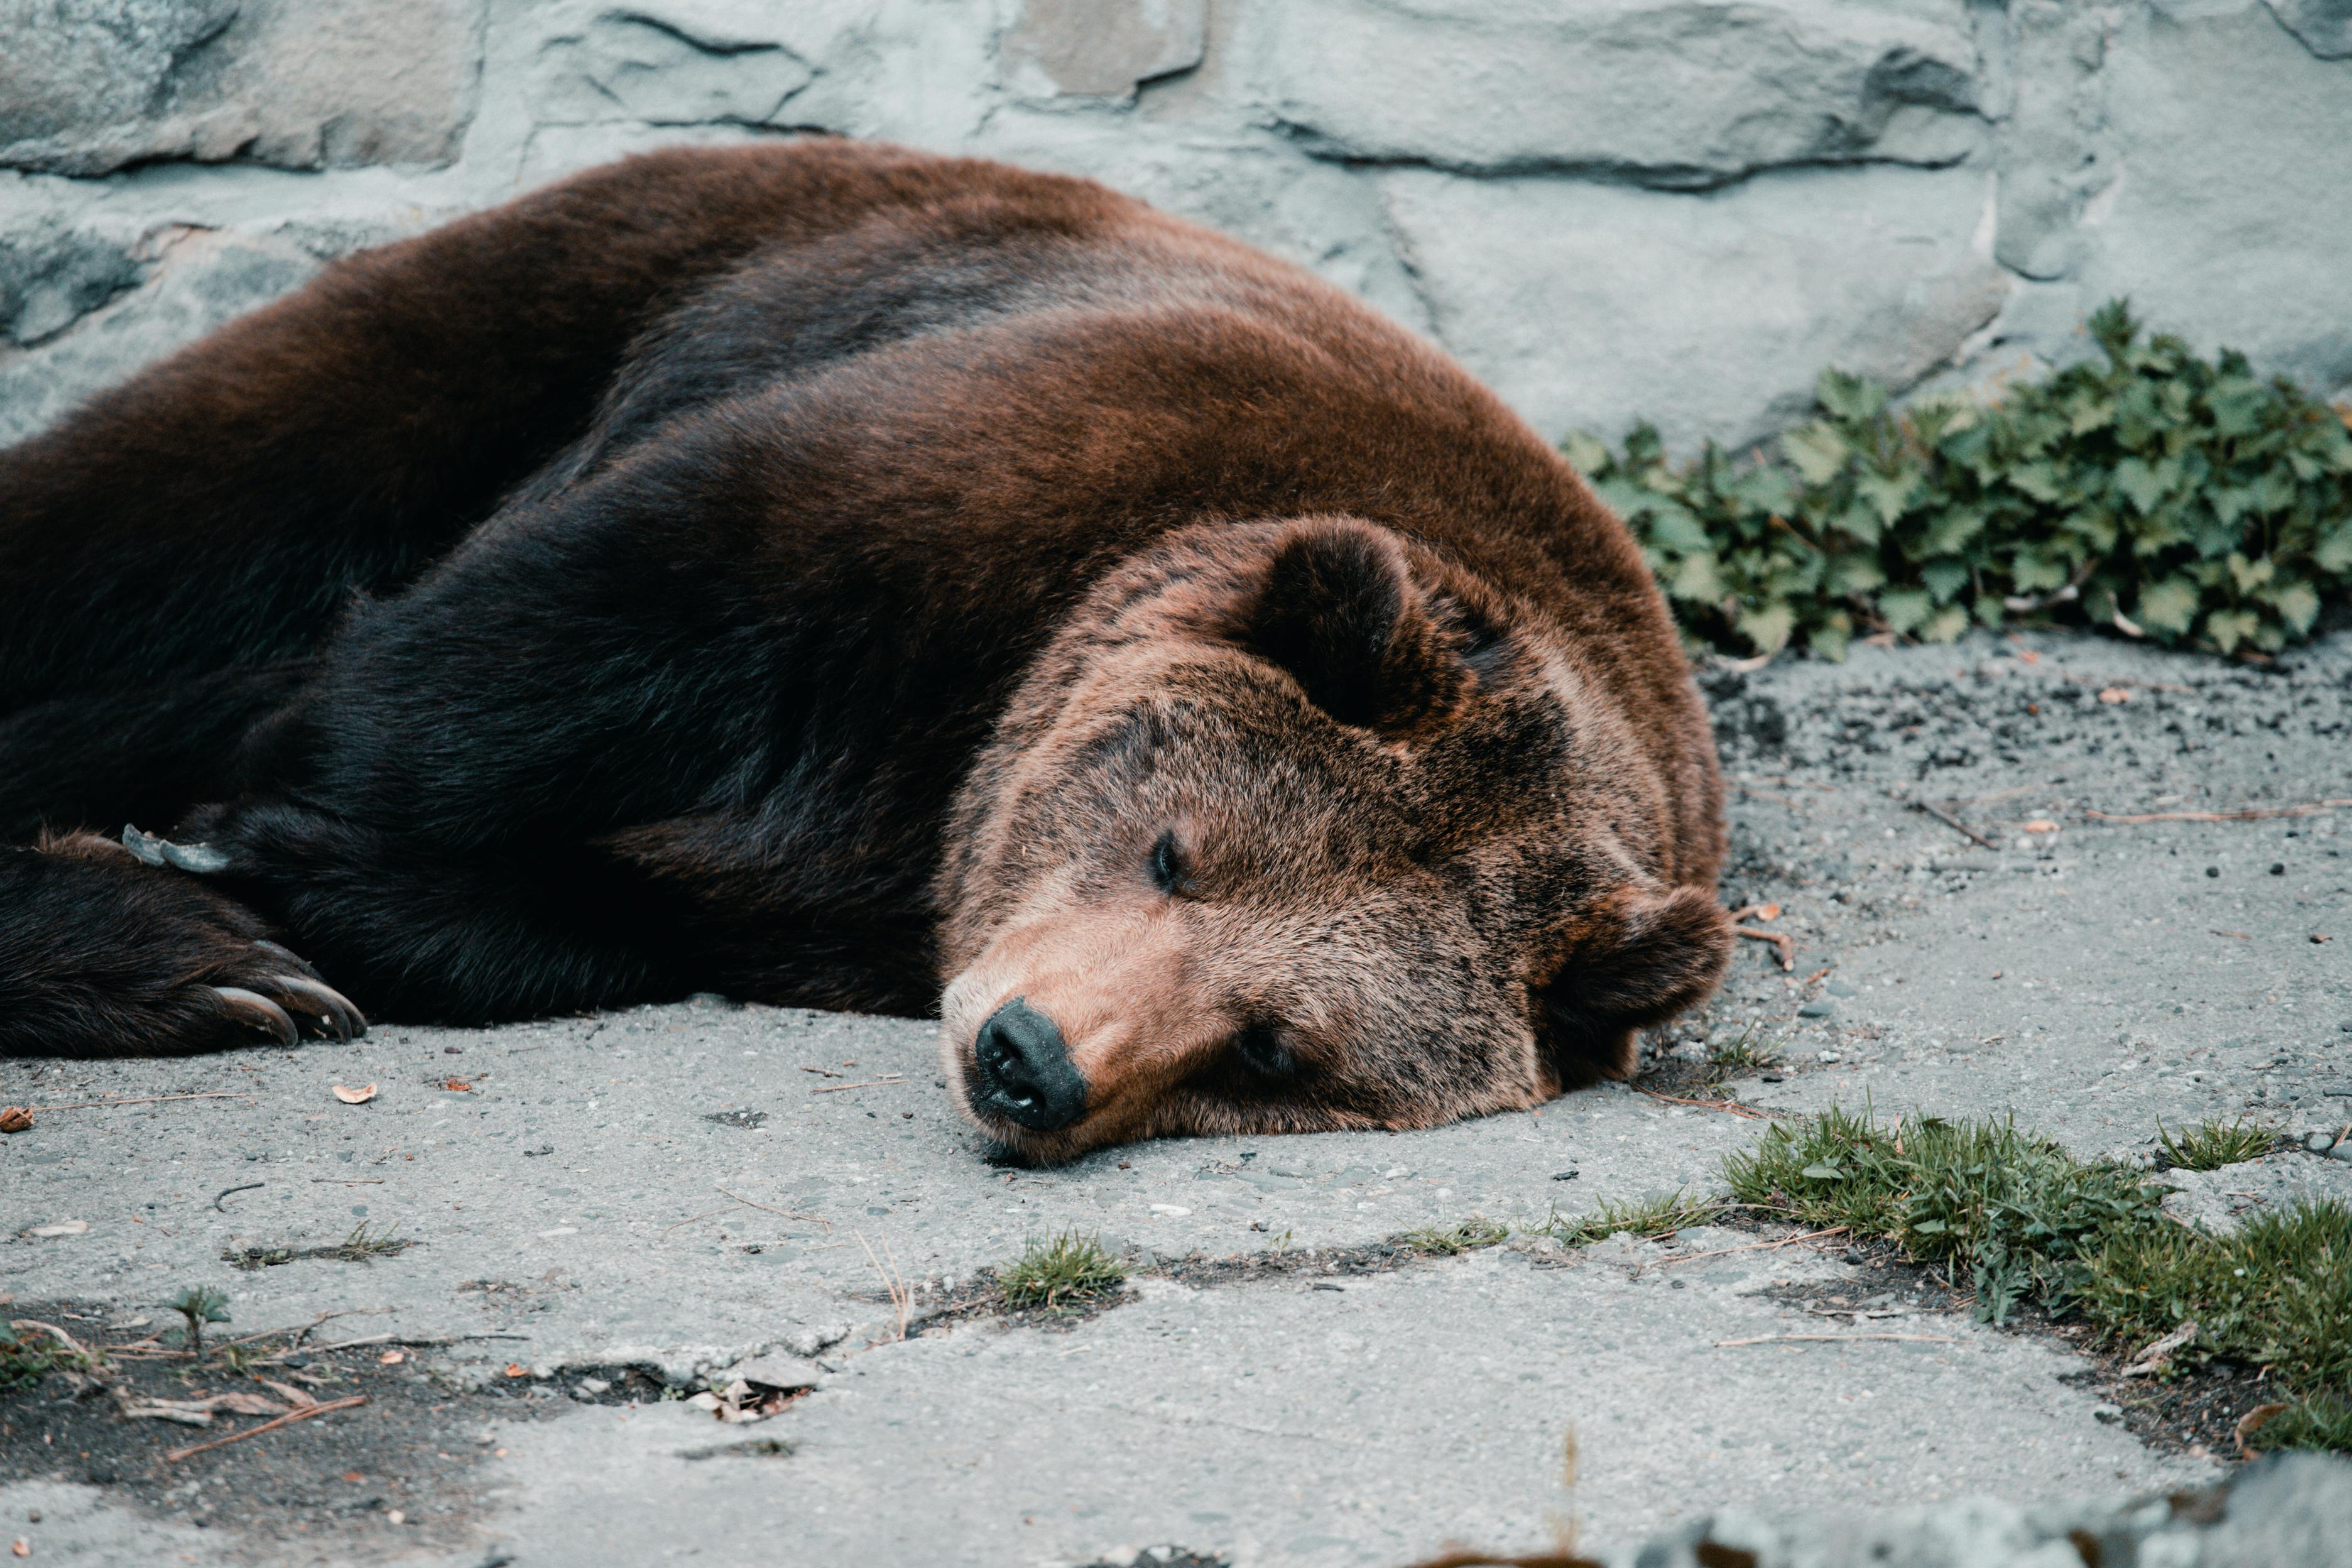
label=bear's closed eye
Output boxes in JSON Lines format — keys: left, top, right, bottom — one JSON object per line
{"left": 1148, "top": 829, "right": 1191, "bottom": 896}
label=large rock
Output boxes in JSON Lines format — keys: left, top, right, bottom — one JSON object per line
{"left": 534, "top": 1, "right": 817, "bottom": 128}
{"left": 1379, "top": 164, "right": 2008, "bottom": 451}
{"left": 0, "top": 227, "right": 317, "bottom": 445}
{"left": 0, "top": 0, "right": 485, "bottom": 175}
{"left": 1002, "top": 0, "right": 1206, "bottom": 100}
{"left": 1231, "top": 0, "right": 1984, "bottom": 187}
{"left": 0, "top": 219, "right": 143, "bottom": 346}
{"left": 2075, "top": 0, "right": 2352, "bottom": 397}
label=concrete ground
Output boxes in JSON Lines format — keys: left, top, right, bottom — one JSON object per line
{"left": 3, "top": 629, "right": 2348, "bottom": 1566}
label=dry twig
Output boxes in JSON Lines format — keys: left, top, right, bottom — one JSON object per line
{"left": 810, "top": 1076, "right": 908, "bottom": 1095}
{"left": 1715, "top": 1333, "right": 1957, "bottom": 1347}
{"left": 163, "top": 1395, "right": 365, "bottom": 1462}
{"left": 713, "top": 1185, "right": 830, "bottom": 1231}
{"left": 29, "top": 1092, "right": 239, "bottom": 1112}
{"left": 1733, "top": 926, "right": 1795, "bottom": 970}
{"left": 2086, "top": 798, "right": 2350, "bottom": 825}
{"left": 1633, "top": 1087, "right": 1768, "bottom": 1121}
{"left": 855, "top": 1231, "right": 911, "bottom": 1342}
{"left": 1912, "top": 798, "right": 1999, "bottom": 850}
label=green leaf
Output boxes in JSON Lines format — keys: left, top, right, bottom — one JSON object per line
{"left": 2006, "top": 461, "right": 2066, "bottom": 504}
{"left": 1920, "top": 605, "right": 1971, "bottom": 644}
{"left": 1782, "top": 422, "right": 1851, "bottom": 486}
{"left": 1878, "top": 589, "right": 1933, "bottom": 636}
{"left": 2133, "top": 577, "right": 2201, "bottom": 638}
{"left": 2204, "top": 608, "right": 2260, "bottom": 655}
{"left": 1560, "top": 430, "right": 1613, "bottom": 476}
{"left": 2114, "top": 455, "right": 2182, "bottom": 514}
{"left": 1816, "top": 369, "right": 1886, "bottom": 424}
{"left": 1910, "top": 1218, "right": 1951, "bottom": 1236}
{"left": 1736, "top": 601, "right": 1795, "bottom": 657}
{"left": 2273, "top": 580, "right": 2321, "bottom": 636}
{"left": 1921, "top": 507, "right": 1988, "bottom": 557}
{"left": 1826, "top": 552, "right": 1887, "bottom": 596}
{"left": 1668, "top": 551, "right": 1725, "bottom": 604}
{"left": 1920, "top": 558, "right": 1971, "bottom": 604}
{"left": 1857, "top": 467, "right": 1920, "bottom": 528}
{"left": 1800, "top": 1164, "right": 1846, "bottom": 1181}
{"left": 2314, "top": 519, "right": 2352, "bottom": 576}
{"left": 1727, "top": 464, "right": 1797, "bottom": 517}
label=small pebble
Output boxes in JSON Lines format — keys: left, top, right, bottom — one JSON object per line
{"left": 1799, "top": 1001, "right": 1836, "bottom": 1018}
{"left": 2206, "top": 866, "right": 2221, "bottom": 878}
{"left": 2270, "top": 863, "right": 2286, "bottom": 875}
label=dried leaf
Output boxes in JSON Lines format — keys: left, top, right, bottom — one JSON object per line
{"left": 331, "top": 1084, "right": 377, "bottom": 1105}
{"left": 2023, "top": 820, "right": 2059, "bottom": 834}
{"left": 378, "top": 1349, "right": 405, "bottom": 1365}
{"left": 260, "top": 1378, "right": 318, "bottom": 1410}
{"left": 503, "top": 1363, "right": 528, "bottom": 1378}
{"left": 26, "top": 1220, "right": 87, "bottom": 1238}
{"left": 1753, "top": 903, "right": 1781, "bottom": 922}
{"left": 2234, "top": 1402, "right": 2289, "bottom": 1452}
{"left": 2098, "top": 687, "right": 2132, "bottom": 704}
{"left": 440, "top": 1079, "right": 472, "bottom": 1092}
{"left": 0, "top": 1107, "right": 31, "bottom": 1134}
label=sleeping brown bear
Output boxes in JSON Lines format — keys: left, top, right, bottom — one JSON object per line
{"left": 0, "top": 139, "right": 1728, "bottom": 1161}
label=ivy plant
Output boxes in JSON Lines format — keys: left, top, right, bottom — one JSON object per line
{"left": 1566, "top": 300, "right": 2352, "bottom": 662}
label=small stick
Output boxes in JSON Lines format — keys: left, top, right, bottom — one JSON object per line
{"left": 1715, "top": 1332, "right": 1957, "bottom": 1347}
{"left": 1737, "top": 785, "right": 1800, "bottom": 810}
{"left": 2087, "top": 799, "right": 2350, "bottom": 824}
{"left": 2210, "top": 929, "right": 2253, "bottom": 941}
{"left": 1912, "top": 798, "right": 1999, "bottom": 851}
{"left": 164, "top": 1395, "right": 366, "bottom": 1462}
{"left": 310, "top": 1177, "right": 384, "bottom": 1185}
{"left": 1653, "top": 1227, "right": 1848, "bottom": 1267}
{"left": 213, "top": 1183, "right": 263, "bottom": 1212}
{"left": 305, "top": 1332, "right": 530, "bottom": 1353}
{"left": 1734, "top": 926, "right": 1795, "bottom": 970}
{"left": 1634, "top": 1087, "right": 1767, "bottom": 1121}
{"left": 30, "top": 1092, "right": 240, "bottom": 1112}
{"left": 798, "top": 1065, "right": 844, "bottom": 1079}
{"left": 662, "top": 1204, "right": 742, "bottom": 1236}
{"left": 810, "top": 1076, "right": 907, "bottom": 1095}
{"left": 713, "top": 1185, "right": 831, "bottom": 1231}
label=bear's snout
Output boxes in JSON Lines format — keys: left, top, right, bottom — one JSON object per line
{"left": 971, "top": 996, "right": 1088, "bottom": 1131}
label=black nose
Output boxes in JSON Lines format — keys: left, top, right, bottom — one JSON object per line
{"left": 971, "top": 997, "right": 1087, "bottom": 1131}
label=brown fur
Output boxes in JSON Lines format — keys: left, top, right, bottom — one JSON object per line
{"left": 0, "top": 140, "right": 1725, "bottom": 1160}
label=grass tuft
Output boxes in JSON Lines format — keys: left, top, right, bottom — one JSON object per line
{"left": 1728, "top": 1104, "right": 2352, "bottom": 1452}
{"left": 1706, "top": 1023, "right": 1780, "bottom": 1081}
{"left": 1400, "top": 1217, "right": 1510, "bottom": 1256}
{"left": 1539, "top": 1192, "right": 1721, "bottom": 1248}
{"left": 998, "top": 1231, "right": 1126, "bottom": 1310}
{"left": 2157, "top": 1116, "right": 2278, "bottom": 1172}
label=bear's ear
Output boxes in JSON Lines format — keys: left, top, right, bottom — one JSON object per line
{"left": 1234, "top": 519, "right": 1467, "bottom": 732}
{"left": 1533, "top": 885, "right": 1731, "bottom": 1086}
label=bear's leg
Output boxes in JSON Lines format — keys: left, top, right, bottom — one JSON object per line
{"left": 0, "top": 834, "right": 363, "bottom": 1058}
{"left": 190, "top": 800, "right": 683, "bottom": 1025}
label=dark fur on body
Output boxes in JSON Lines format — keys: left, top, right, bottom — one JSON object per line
{"left": 0, "top": 140, "right": 1728, "bottom": 1158}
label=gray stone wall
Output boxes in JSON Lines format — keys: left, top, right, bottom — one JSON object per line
{"left": 2, "top": 0, "right": 2347, "bottom": 454}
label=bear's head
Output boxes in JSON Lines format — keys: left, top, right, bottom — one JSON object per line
{"left": 936, "top": 516, "right": 1727, "bottom": 1162}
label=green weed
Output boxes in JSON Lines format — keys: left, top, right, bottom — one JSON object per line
{"left": 1706, "top": 1023, "right": 1780, "bottom": 1081}
{"left": 2157, "top": 1116, "right": 2278, "bottom": 1171}
{"left": 1728, "top": 1105, "right": 2352, "bottom": 1452}
{"left": 161, "top": 1285, "right": 231, "bottom": 1356}
{"left": 1568, "top": 300, "right": 2352, "bottom": 661}
{"left": 1539, "top": 1192, "right": 1721, "bottom": 1248}
{"left": 998, "top": 1231, "right": 1126, "bottom": 1310}
{"left": 1399, "top": 1217, "right": 1510, "bottom": 1256}
{"left": 1723, "top": 1104, "right": 2162, "bottom": 1323}
{"left": 0, "top": 1324, "right": 84, "bottom": 1389}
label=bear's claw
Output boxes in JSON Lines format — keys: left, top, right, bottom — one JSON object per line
{"left": 212, "top": 986, "right": 298, "bottom": 1047}
{"left": 278, "top": 974, "right": 368, "bottom": 1042}
{"left": 210, "top": 957, "right": 367, "bottom": 1046}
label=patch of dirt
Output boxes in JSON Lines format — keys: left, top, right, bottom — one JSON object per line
{"left": 0, "top": 1300, "right": 628, "bottom": 1555}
